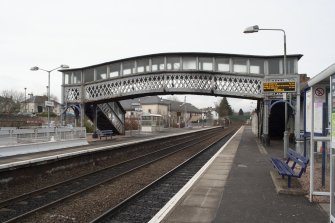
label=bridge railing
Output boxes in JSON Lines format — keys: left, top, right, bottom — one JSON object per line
{"left": 0, "top": 127, "right": 87, "bottom": 146}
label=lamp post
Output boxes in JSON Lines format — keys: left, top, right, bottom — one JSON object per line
{"left": 244, "top": 25, "right": 289, "bottom": 157}
{"left": 24, "top": 87, "right": 27, "bottom": 112}
{"left": 30, "top": 64, "right": 70, "bottom": 127}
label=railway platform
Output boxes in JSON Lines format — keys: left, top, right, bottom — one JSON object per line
{"left": 151, "top": 125, "right": 329, "bottom": 223}
{"left": 0, "top": 126, "right": 213, "bottom": 170}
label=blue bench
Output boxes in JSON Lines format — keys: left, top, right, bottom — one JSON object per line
{"left": 96, "top": 130, "right": 113, "bottom": 140}
{"left": 271, "top": 148, "right": 309, "bottom": 188}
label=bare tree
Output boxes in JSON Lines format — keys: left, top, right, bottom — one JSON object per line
{"left": 1, "top": 89, "right": 24, "bottom": 102}
{"left": 0, "top": 89, "right": 24, "bottom": 114}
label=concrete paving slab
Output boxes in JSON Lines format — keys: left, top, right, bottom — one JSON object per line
{"left": 187, "top": 186, "right": 223, "bottom": 196}
{"left": 208, "top": 164, "right": 232, "bottom": 171}
{"left": 204, "top": 168, "right": 230, "bottom": 175}
{"left": 182, "top": 190, "right": 223, "bottom": 208}
{"left": 164, "top": 206, "right": 216, "bottom": 223}
{"left": 197, "top": 178, "right": 226, "bottom": 188}
{"left": 201, "top": 173, "right": 229, "bottom": 181}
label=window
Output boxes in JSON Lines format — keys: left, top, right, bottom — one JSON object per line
{"left": 152, "top": 57, "right": 165, "bottom": 71}
{"left": 216, "top": 58, "right": 230, "bottom": 72}
{"left": 137, "top": 59, "right": 150, "bottom": 73}
{"left": 233, "top": 58, "right": 247, "bottom": 73}
{"left": 182, "top": 57, "right": 196, "bottom": 70}
{"left": 249, "top": 59, "right": 264, "bottom": 74}
{"left": 84, "top": 69, "right": 94, "bottom": 82}
{"left": 286, "top": 58, "right": 295, "bottom": 74}
{"left": 268, "top": 59, "right": 280, "bottom": 74}
{"left": 64, "top": 72, "right": 72, "bottom": 84}
{"left": 167, "top": 57, "right": 180, "bottom": 70}
{"left": 110, "top": 63, "right": 120, "bottom": 78}
{"left": 96, "top": 66, "right": 107, "bottom": 80}
{"left": 73, "top": 71, "right": 81, "bottom": 84}
{"left": 123, "top": 61, "right": 135, "bottom": 75}
{"left": 199, "top": 57, "right": 213, "bottom": 71}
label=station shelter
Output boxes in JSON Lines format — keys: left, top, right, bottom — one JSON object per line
{"left": 303, "top": 63, "right": 335, "bottom": 222}
{"left": 140, "top": 113, "right": 163, "bottom": 132}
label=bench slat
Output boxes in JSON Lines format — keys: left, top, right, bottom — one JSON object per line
{"left": 271, "top": 158, "right": 295, "bottom": 176}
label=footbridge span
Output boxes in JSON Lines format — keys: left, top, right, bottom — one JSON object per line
{"left": 59, "top": 52, "right": 302, "bottom": 138}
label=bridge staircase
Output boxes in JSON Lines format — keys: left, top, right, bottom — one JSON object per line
{"left": 85, "top": 102, "right": 125, "bottom": 135}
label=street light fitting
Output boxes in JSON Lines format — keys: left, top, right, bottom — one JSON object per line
{"left": 60, "top": 64, "right": 70, "bottom": 69}
{"left": 30, "top": 66, "right": 39, "bottom": 71}
{"left": 243, "top": 25, "right": 259, "bottom": 33}
{"left": 30, "top": 64, "right": 70, "bottom": 72}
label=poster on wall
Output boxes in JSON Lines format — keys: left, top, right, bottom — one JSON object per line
{"left": 305, "top": 88, "right": 324, "bottom": 134}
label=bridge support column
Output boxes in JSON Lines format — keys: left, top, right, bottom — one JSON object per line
{"left": 80, "top": 103, "right": 85, "bottom": 127}
{"left": 262, "top": 99, "right": 270, "bottom": 146}
{"left": 93, "top": 104, "right": 98, "bottom": 131}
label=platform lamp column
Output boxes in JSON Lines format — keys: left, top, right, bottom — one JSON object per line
{"left": 24, "top": 87, "right": 27, "bottom": 112}
{"left": 30, "top": 64, "right": 70, "bottom": 127}
{"left": 244, "top": 25, "right": 289, "bottom": 157}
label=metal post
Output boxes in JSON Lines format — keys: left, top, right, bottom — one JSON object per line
{"left": 310, "top": 86, "right": 314, "bottom": 202}
{"left": 80, "top": 104, "right": 84, "bottom": 127}
{"left": 47, "top": 71, "right": 51, "bottom": 127}
{"left": 24, "top": 87, "right": 27, "bottom": 112}
{"left": 295, "top": 81, "right": 303, "bottom": 154}
{"left": 283, "top": 31, "right": 289, "bottom": 158}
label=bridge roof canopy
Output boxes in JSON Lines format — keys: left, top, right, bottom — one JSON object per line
{"left": 60, "top": 52, "right": 303, "bottom": 72}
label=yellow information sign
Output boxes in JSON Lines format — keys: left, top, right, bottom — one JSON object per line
{"left": 263, "top": 81, "right": 296, "bottom": 93}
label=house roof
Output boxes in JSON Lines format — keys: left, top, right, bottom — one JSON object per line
{"left": 120, "top": 96, "right": 201, "bottom": 113}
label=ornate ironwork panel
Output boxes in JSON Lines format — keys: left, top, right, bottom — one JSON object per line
{"left": 63, "top": 72, "right": 264, "bottom": 103}
{"left": 214, "top": 74, "right": 263, "bottom": 98}
{"left": 64, "top": 86, "right": 81, "bottom": 103}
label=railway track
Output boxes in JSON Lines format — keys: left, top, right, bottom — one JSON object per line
{"left": 0, "top": 127, "right": 231, "bottom": 223}
{"left": 90, "top": 127, "right": 238, "bottom": 223}
{"left": 0, "top": 127, "right": 222, "bottom": 200}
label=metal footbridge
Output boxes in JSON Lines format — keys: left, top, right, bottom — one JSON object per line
{"left": 59, "top": 52, "right": 302, "bottom": 135}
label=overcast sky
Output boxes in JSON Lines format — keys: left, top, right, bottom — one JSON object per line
{"left": 1, "top": 0, "right": 335, "bottom": 112}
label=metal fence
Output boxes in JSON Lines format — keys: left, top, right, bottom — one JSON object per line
{"left": 0, "top": 127, "right": 87, "bottom": 146}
